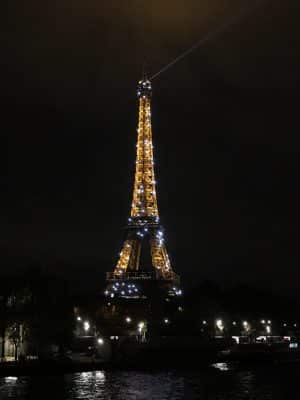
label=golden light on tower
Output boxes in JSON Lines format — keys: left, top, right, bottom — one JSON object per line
{"left": 107, "top": 78, "right": 179, "bottom": 283}
{"left": 131, "top": 80, "right": 158, "bottom": 219}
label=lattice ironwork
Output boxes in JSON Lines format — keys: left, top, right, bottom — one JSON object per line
{"left": 109, "top": 79, "right": 179, "bottom": 283}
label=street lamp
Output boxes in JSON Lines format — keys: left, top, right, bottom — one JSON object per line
{"left": 241, "top": 321, "right": 251, "bottom": 335}
{"left": 84, "top": 321, "right": 90, "bottom": 332}
{"left": 216, "top": 319, "right": 224, "bottom": 332}
{"left": 138, "top": 322, "right": 145, "bottom": 332}
{"left": 137, "top": 321, "right": 146, "bottom": 342}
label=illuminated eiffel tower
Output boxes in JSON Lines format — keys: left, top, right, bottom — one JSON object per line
{"left": 105, "top": 77, "right": 181, "bottom": 306}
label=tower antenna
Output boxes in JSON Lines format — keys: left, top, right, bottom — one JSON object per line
{"left": 142, "top": 60, "right": 149, "bottom": 81}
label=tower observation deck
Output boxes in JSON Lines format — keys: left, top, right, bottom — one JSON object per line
{"left": 105, "top": 78, "right": 180, "bottom": 303}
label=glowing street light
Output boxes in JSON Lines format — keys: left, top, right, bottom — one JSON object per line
{"left": 83, "top": 321, "right": 90, "bottom": 332}
{"left": 216, "top": 319, "right": 224, "bottom": 332}
{"left": 77, "top": 316, "right": 82, "bottom": 321}
{"left": 243, "top": 321, "right": 250, "bottom": 331}
{"left": 97, "top": 338, "right": 104, "bottom": 345}
{"left": 137, "top": 321, "right": 147, "bottom": 342}
{"left": 138, "top": 322, "right": 145, "bottom": 332}
{"left": 266, "top": 325, "right": 271, "bottom": 334}
{"left": 125, "top": 317, "right": 132, "bottom": 323}
{"left": 164, "top": 318, "right": 169, "bottom": 324}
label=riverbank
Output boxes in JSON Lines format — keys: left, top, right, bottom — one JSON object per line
{"left": 0, "top": 359, "right": 111, "bottom": 377}
{"left": 1, "top": 341, "right": 300, "bottom": 377}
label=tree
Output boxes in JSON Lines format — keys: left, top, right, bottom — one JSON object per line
{"left": 8, "top": 323, "right": 21, "bottom": 361}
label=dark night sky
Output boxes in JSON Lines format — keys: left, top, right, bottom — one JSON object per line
{"left": 1, "top": 0, "right": 300, "bottom": 294}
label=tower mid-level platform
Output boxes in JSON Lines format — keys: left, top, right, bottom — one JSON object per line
{"left": 106, "top": 270, "right": 180, "bottom": 284}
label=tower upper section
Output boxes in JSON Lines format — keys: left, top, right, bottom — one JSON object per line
{"left": 131, "top": 79, "right": 159, "bottom": 220}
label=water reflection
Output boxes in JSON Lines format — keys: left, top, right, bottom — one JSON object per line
{"left": 69, "top": 371, "right": 106, "bottom": 399}
{"left": 0, "top": 365, "right": 298, "bottom": 399}
{"left": 212, "top": 362, "right": 230, "bottom": 371}
{"left": 69, "top": 370, "right": 184, "bottom": 400}
{"left": 0, "top": 375, "right": 26, "bottom": 400}
{"left": 4, "top": 376, "right": 18, "bottom": 383}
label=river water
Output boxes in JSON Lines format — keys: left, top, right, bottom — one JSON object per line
{"left": 0, "top": 362, "right": 299, "bottom": 399}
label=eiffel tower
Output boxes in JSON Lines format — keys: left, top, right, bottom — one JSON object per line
{"left": 105, "top": 77, "right": 181, "bottom": 305}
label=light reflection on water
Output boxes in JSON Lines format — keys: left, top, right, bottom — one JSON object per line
{"left": 68, "top": 370, "right": 184, "bottom": 400}
{"left": 0, "top": 364, "right": 298, "bottom": 399}
{"left": 212, "top": 362, "right": 230, "bottom": 371}
{"left": 4, "top": 376, "right": 18, "bottom": 383}
{"left": 68, "top": 371, "right": 106, "bottom": 399}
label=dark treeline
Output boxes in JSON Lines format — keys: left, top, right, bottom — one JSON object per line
{"left": 1, "top": 266, "right": 299, "bottom": 361}
{"left": 0, "top": 265, "right": 74, "bottom": 360}
{"left": 185, "top": 280, "right": 299, "bottom": 321}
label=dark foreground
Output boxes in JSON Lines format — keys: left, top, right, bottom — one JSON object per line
{"left": 1, "top": 363, "right": 300, "bottom": 400}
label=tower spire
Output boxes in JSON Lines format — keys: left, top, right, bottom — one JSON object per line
{"left": 142, "top": 61, "right": 149, "bottom": 82}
